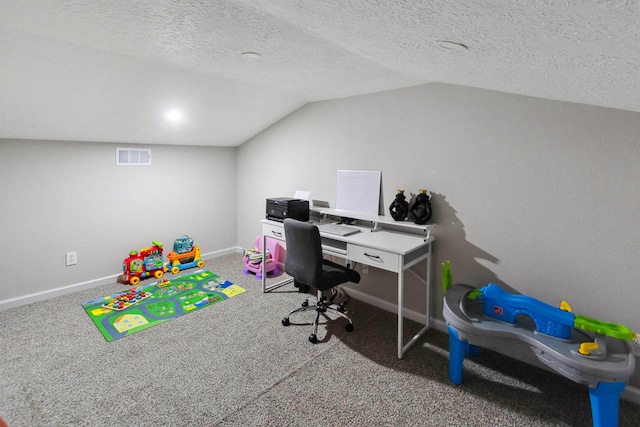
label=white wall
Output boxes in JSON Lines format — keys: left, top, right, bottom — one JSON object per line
{"left": 0, "top": 139, "right": 237, "bottom": 303}
{"left": 237, "top": 83, "right": 640, "bottom": 385}
{"left": 2, "top": 82, "right": 639, "bottom": 389}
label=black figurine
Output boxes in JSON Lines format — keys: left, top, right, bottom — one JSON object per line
{"left": 389, "top": 189, "right": 409, "bottom": 221}
{"left": 409, "top": 189, "right": 432, "bottom": 225}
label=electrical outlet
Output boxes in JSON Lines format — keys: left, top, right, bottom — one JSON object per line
{"left": 631, "top": 335, "right": 640, "bottom": 357}
{"left": 362, "top": 265, "right": 369, "bottom": 275}
{"left": 65, "top": 251, "right": 77, "bottom": 266}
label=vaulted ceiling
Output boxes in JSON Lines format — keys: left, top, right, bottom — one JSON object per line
{"left": 1, "top": 1, "right": 639, "bottom": 147}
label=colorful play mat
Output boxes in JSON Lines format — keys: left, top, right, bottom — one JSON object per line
{"left": 82, "top": 270, "right": 245, "bottom": 341}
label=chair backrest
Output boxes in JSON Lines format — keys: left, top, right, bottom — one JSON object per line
{"left": 283, "top": 219, "right": 323, "bottom": 287}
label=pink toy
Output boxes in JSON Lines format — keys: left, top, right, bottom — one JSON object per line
{"left": 243, "top": 236, "right": 282, "bottom": 279}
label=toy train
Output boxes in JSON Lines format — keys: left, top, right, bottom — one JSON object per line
{"left": 122, "top": 236, "right": 204, "bottom": 285}
{"left": 122, "top": 241, "right": 167, "bottom": 286}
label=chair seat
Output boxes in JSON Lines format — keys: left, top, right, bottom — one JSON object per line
{"left": 318, "top": 260, "right": 361, "bottom": 291}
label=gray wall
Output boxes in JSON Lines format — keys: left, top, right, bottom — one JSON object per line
{"left": 237, "top": 82, "right": 640, "bottom": 342}
{"left": 0, "top": 140, "right": 237, "bottom": 302}
{"left": 2, "top": 82, "right": 639, "bottom": 389}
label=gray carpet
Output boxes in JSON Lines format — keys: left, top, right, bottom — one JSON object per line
{"left": 1, "top": 253, "right": 639, "bottom": 426}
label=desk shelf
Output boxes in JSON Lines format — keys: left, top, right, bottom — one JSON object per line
{"left": 314, "top": 208, "right": 434, "bottom": 239}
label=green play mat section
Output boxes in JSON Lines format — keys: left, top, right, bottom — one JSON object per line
{"left": 82, "top": 270, "right": 245, "bottom": 341}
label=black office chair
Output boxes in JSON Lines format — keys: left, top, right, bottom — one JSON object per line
{"left": 281, "top": 218, "right": 361, "bottom": 343}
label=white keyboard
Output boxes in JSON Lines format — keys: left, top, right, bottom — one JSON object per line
{"left": 319, "top": 223, "right": 361, "bottom": 236}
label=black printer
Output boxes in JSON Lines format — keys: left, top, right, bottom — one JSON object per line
{"left": 266, "top": 198, "right": 309, "bottom": 222}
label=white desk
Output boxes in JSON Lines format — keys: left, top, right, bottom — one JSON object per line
{"left": 260, "top": 212, "right": 435, "bottom": 359}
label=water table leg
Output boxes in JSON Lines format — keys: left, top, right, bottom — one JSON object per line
{"left": 589, "top": 381, "right": 625, "bottom": 427}
{"left": 448, "top": 325, "right": 481, "bottom": 385}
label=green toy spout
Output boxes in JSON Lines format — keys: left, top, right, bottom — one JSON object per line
{"left": 574, "top": 314, "right": 637, "bottom": 341}
{"left": 441, "top": 260, "right": 452, "bottom": 293}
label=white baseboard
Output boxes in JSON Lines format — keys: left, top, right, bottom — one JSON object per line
{"left": 343, "top": 287, "right": 447, "bottom": 333}
{"left": 343, "top": 287, "right": 640, "bottom": 405}
{"left": 0, "top": 273, "right": 122, "bottom": 311}
{"left": 622, "top": 385, "right": 640, "bottom": 405}
{"left": 0, "top": 247, "right": 240, "bottom": 312}
{"left": 204, "top": 247, "right": 242, "bottom": 258}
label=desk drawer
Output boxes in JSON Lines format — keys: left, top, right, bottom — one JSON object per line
{"left": 348, "top": 245, "right": 399, "bottom": 273}
{"left": 263, "top": 223, "right": 286, "bottom": 242}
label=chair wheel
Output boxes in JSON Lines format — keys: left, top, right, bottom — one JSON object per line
{"left": 345, "top": 323, "right": 354, "bottom": 332}
{"left": 337, "top": 304, "right": 346, "bottom": 313}
{"left": 301, "top": 300, "right": 309, "bottom": 307}
{"left": 282, "top": 318, "right": 290, "bottom": 326}
{"left": 309, "top": 334, "right": 318, "bottom": 344}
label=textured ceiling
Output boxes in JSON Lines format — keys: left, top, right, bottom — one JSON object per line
{"left": 1, "top": 0, "right": 639, "bottom": 146}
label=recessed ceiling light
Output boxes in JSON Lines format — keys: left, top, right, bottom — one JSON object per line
{"left": 241, "top": 52, "right": 262, "bottom": 60}
{"left": 165, "top": 109, "right": 183, "bottom": 122}
{"left": 436, "top": 40, "right": 468, "bottom": 51}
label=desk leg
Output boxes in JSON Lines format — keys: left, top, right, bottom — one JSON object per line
{"left": 261, "top": 234, "right": 267, "bottom": 292}
{"left": 261, "top": 234, "right": 293, "bottom": 293}
{"left": 397, "top": 250, "right": 432, "bottom": 359}
{"left": 260, "top": 233, "right": 267, "bottom": 293}
{"left": 425, "top": 247, "right": 431, "bottom": 329}
{"left": 397, "top": 267, "right": 404, "bottom": 359}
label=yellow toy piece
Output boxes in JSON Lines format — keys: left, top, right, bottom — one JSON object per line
{"left": 578, "top": 342, "right": 599, "bottom": 356}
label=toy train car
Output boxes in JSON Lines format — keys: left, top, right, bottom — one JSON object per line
{"left": 166, "top": 245, "right": 204, "bottom": 274}
{"left": 122, "top": 240, "right": 167, "bottom": 285}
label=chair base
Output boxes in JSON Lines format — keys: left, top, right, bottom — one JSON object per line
{"left": 282, "top": 290, "right": 354, "bottom": 343}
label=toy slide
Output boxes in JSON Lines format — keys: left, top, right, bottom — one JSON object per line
{"left": 441, "top": 262, "right": 636, "bottom": 427}
{"left": 471, "top": 283, "right": 636, "bottom": 342}
{"left": 475, "top": 283, "right": 575, "bottom": 338}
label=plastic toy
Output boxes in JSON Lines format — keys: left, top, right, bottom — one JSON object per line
{"left": 243, "top": 235, "right": 282, "bottom": 279}
{"left": 166, "top": 235, "right": 205, "bottom": 274}
{"left": 469, "top": 283, "right": 636, "bottom": 341}
{"left": 172, "top": 235, "right": 193, "bottom": 254}
{"left": 441, "top": 261, "right": 637, "bottom": 427}
{"left": 122, "top": 240, "right": 167, "bottom": 285}
{"left": 82, "top": 270, "right": 246, "bottom": 341}
{"left": 157, "top": 278, "right": 172, "bottom": 288}
{"left": 102, "top": 288, "right": 152, "bottom": 311}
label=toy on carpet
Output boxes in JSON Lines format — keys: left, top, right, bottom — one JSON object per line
{"left": 102, "top": 288, "right": 152, "bottom": 311}
{"left": 166, "top": 235, "right": 205, "bottom": 274}
{"left": 122, "top": 240, "right": 167, "bottom": 285}
{"left": 243, "top": 235, "right": 282, "bottom": 279}
{"left": 158, "top": 278, "right": 172, "bottom": 288}
{"left": 441, "top": 260, "right": 637, "bottom": 427}
{"left": 83, "top": 270, "right": 246, "bottom": 341}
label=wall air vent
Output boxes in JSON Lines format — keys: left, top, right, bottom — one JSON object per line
{"left": 116, "top": 147, "right": 151, "bottom": 166}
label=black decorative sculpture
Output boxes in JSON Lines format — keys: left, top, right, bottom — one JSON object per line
{"left": 409, "top": 189, "right": 432, "bottom": 225}
{"left": 389, "top": 189, "right": 409, "bottom": 221}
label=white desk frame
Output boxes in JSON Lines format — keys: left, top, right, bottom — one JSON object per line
{"left": 261, "top": 210, "right": 435, "bottom": 359}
